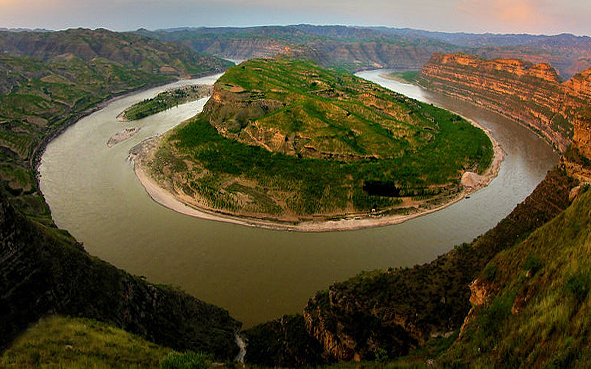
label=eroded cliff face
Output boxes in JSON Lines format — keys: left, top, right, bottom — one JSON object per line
{"left": 300, "top": 168, "right": 575, "bottom": 363}
{"left": 573, "top": 108, "right": 591, "bottom": 159}
{"left": 202, "top": 82, "right": 289, "bottom": 154}
{"left": 419, "top": 53, "right": 591, "bottom": 152}
{"left": 565, "top": 68, "right": 591, "bottom": 159}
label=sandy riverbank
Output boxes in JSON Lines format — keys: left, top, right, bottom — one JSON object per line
{"left": 108, "top": 127, "right": 141, "bottom": 147}
{"left": 129, "top": 123, "right": 505, "bottom": 232}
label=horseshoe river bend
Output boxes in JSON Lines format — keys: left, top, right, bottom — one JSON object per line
{"left": 39, "top": 70, "right": 557, "bottom": 327}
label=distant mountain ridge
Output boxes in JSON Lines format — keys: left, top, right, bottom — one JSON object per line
{"left": 0, "top": 28, "right": 230, "bottom": 77}
{"left": 138, "top": 25, "right": 591, "bottom": 78}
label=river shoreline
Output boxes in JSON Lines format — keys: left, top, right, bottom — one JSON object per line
{"left": 129, "top": 115, "right": 505, "bottom": 233}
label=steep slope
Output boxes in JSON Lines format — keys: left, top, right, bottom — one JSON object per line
{"left": 441, "top": 184, "right": 591, "bottom": 367}
{"left": 1, "top": 316, "right": 174, "bottom": 368}
{"left": 418, "top": 53, "right": 591, "bottom": 151}
{"left": 301, "top": 168, "right": 575, "bottom": 362}
{"left": 240, "top": 167, "right": 576, "bottom": 365}
{"left": 0, "top": 190, "right": 241, "bottom": 358}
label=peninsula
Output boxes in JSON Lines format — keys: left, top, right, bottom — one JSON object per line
{"left": 131, "top": 57, "right": 498, "bottom": 230}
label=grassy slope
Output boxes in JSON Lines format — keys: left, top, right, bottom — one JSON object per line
{"left": 160, "top": 58, "right": 492, "bottom": 218}
{"left": 1, "top": 316, "right": 174, "bottom": 368}
{"left": 441, "top": 186, "right": 591, "bottom": 368}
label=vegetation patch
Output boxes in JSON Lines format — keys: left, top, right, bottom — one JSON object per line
{"left": 388, "top": 70, "right": 420, "bottom": 83}
{"left": 0, "top": 316, "right": 173, "bottom": 368}
{"left": 121, "top": 84, "right": 213, "bottom": 121}
{"left": 440, "top": 182, "right": 591, "bottom": 368}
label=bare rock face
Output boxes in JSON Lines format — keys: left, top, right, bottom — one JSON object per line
{"left": 458, "top": 278, "right": 494, "bottom": 339}
{"left": 572, "top": 107, "right": 591, "bottom": 159}
{"left": 203, "top": 83, "right": 285, "bottom": 145}
{"left": 468, "top": 278, "right": 493, "bottom": 306}
{"left": 243, "top": 314, "right": 328, "bottom": 367}
{"left": 303, "top": 290, "right": 418, "bottom": 362}
{"left": 419, "top": 53, "right": 591, "bottom": 153}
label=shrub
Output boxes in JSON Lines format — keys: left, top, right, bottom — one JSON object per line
{"left": 481, "top": 262, "right": 497, "bottom": 282}
{"left": 566, "top": 271, "right": 591, "bottom": 303}
{"left": 521, "top": 255, "right": 543, "bottom": 275}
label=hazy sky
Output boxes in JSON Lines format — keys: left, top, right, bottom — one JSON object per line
{"left": 1, "top": 0, "right": 590, "bottom": 36}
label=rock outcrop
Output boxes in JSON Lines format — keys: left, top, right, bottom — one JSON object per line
{"left": 301, "top": 168, "right": 575, "bottom": 362}
{"left": 419, "top": 53, "right": 591, "bottom": 152}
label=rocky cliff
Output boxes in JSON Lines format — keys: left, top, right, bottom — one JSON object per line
{"left": 241, "top": 168, "right": 575, "bottom": 364}
{"left": 419, "top": 54, "right": 591, "bottom": 153}
{"left": 565, "top": 67, "right": 591, "bottom": 159}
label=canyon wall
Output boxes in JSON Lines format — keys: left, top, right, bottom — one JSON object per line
{"left": 418, "top": 53, "right": 591, "bottom": 153}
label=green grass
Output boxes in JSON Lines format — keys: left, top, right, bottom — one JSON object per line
{"left": 0, "top": 316, "right": 174, "bottom": 368}
{"left": 388, "top": 71, "right": 420, "bottom": 83}
{"left": 440, "top": 186, "right": 591, "bottom": 367}
{"left": 163, "top": 58, "right": 493, "bottom": 217}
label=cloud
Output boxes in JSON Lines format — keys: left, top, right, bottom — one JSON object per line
{"left": 457, "top": 0, "right": 550, "bottom": 29}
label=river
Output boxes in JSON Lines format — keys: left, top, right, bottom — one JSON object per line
{"left": 39, "top": 70, "right": 558, "bottom": 327}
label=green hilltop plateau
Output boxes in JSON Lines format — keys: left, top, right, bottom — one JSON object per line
{"left": 138, "top": 57, "right": 493, "bottom": 225}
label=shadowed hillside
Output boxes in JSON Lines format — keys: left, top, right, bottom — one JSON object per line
{"left": 0, "top": 189, "right": 241, "bottom": 358}
{"left": 0, "top": 29, "right": 231, "bottom": 224}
